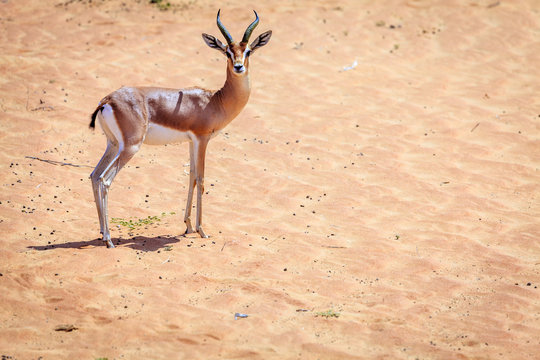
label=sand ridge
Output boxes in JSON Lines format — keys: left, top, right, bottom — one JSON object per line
{"left": 0, "top": 0, "right": 539, "bottom": 358}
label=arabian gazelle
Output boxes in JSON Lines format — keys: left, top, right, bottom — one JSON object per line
{"left": 89, "top": 10, "right": 272, "bottom": 248}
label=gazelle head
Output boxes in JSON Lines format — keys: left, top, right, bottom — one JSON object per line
{"left": 202, "top": 10, "right": 272, "bottom": 75}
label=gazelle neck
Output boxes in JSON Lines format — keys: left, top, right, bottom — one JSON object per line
{"left": 213, "top": 66, "right": 251, "bottom": 125}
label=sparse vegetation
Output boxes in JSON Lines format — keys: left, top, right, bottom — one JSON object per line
{"left": 112, "top": 212, "right": 176, "bottom": 230}
{"left": 315, "top": 310, "right": 340, "bottom": 318}
{"left": 149, "top": 0, "right": 171, "bottom": 11}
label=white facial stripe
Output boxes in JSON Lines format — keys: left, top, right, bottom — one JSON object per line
{"left": 227, "top": 47, "right": 251, "bottom": 64}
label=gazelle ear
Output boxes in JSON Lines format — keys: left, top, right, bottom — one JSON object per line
{"left": 202, "top": 33, "right": 227, "bottom": 54}
{"left": 249, "top": 30, "right": 272, "bottom": 52}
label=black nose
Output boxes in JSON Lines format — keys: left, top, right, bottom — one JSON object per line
{"left": 234, "top": 64, "right": 244, "bottom": 71}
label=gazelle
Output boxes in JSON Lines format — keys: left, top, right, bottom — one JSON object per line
{"left": 89, "top": 10, "right": 272, "bottom": 248}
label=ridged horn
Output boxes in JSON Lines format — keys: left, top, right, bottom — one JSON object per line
{"left": 216, "top": 9, "right": 234, "bottom": 45}
{"left": 241, "top": 10, "right": 259, "bottom": 43}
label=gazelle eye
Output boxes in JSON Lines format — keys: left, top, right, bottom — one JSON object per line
{"left": 246, "top": 50, "right": 252, "bottom": 57}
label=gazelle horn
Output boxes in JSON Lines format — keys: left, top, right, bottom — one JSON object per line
{"left": 241, "top": 10, "right": 259, "bottom": 43}
{"left": 216, "top": 9, "right": 234, "bottom": 45}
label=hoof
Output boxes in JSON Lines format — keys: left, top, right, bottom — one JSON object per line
{"left": 197, "top": 227, "right": 208, "bottom": 238}
{"left": 105, "top": 239, "right": 115, "bottom": 248}
{"left": 184, "top": 220, "right": 194, "bottom": 235}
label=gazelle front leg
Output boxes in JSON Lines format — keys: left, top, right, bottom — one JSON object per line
{"left": 194, "top": 135, "right": 210, "bottom": 238}
{"left": 184, "top": 135, "right": 210, "bottom": 238}
{"left": 184, "top": 141, "right": 196, "bottom": 234}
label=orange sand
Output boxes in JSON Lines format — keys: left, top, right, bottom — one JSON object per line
{"left": 1, "top": 0, "right": 539, "bottom": 358}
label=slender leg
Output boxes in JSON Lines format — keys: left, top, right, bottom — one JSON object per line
{"left": 91, "top": 142, "right": 118, "bottom": 241}
{"left": 91, "top": 146, "right": 121, "bottom": 248}
{"left": 90, "top": 103, "right": 144, "bottom": 247}
{"left": 91, "top": 144, "right": 138, "bottom": 248}
{"left": 99, "top": 154, "right": 121, "bottom": 248}
{"left": 194, "top": 136, "right": 209, "bottom": 238}
{"left": 183, "top": 140, "right": 196, "bottom": 234}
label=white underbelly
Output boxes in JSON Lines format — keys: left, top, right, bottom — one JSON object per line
{"left": 144, "top": 123, "right": 192, "bottom": 145}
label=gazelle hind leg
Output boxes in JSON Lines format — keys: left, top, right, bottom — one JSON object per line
{"left": 91, "top": 144, "right": 121, "bottom": 248}
{"left": 91, "top": 145, "right": 138, "bottom": 248}
{"left": 90, "top": 103, "right": 141, "bottom": 247}
{"left": 91, "top": 142, "right": 118, "bottom": 239}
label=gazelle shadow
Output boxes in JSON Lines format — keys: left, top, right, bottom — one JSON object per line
{"left": 28, "top": 235, "right": 184, "bottom": 252}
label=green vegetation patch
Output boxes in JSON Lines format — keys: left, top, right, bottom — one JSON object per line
{"left": 149, "top": 0, "right": 171, "bottom": 11}
{"left": 112, "top": 212, "right": 175, "bottom": 230}
{"left": 315, "top": 309, "right": 340, "bottom": 318}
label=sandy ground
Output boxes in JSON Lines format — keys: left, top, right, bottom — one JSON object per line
{"left": 1, "top": 0, "right": 539, "bottom": 358}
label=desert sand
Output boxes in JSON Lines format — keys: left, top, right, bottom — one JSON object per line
{"left": 1, "top": 0, "right": 539, "bottom": 358}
